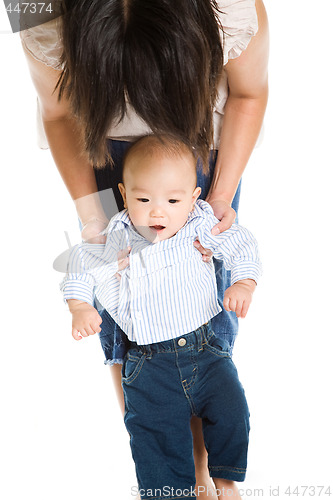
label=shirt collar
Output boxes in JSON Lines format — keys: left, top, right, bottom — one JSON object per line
{"left": 106, "top": 209, "right": 132, "bottom": 231}
{"left": 187, "top": 200, "right": 206, "bottom": 223}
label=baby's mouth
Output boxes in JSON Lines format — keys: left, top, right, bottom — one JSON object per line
{"left": 150, "top": 225, "right": 166, "bottom": 231}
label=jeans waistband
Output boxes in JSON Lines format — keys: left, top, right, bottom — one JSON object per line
{"left": 129, "top": 321, "right": 213, "bottom": 357}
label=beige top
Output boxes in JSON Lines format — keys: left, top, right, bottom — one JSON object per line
{"left": 21, "top": 0, "right": 258, "bottom": 149}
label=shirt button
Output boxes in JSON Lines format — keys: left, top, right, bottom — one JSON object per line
{"left": 178, "top": 338, "right": 186, "bottom": 347}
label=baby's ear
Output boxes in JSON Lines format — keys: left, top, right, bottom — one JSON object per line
{"left": 118, "top": 183, "right": 127, "bottom": 208}
{"left": 192, "top": 186, "right": 201, "bottom": 207}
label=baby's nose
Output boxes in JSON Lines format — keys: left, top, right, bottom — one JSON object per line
{"left": 150, "top": 205, "right": 164, "bottom": 216}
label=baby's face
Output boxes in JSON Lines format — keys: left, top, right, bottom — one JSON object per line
{"left": 118, "top": 151, "right": 201, "bottom": 242}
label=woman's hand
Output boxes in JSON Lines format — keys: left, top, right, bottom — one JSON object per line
{"left": 193, "top": 240, "right": 213, "bottom": 263}
{"left": 193, "top": 196, "right": 236, "bottom": 262}
{"left": 115, "top": 246, "right": 131, "bottom": 282}
{"left": 81, "top": 218, "right": 109, "bottom": 244}
{"left": 205, "top": 196, "right": 236, "bottom": 235}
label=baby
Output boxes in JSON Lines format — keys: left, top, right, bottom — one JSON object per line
{"left": 61, "top": 135, "right": 262, "bottom": 499}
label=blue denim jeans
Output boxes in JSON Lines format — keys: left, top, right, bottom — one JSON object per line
{"left": 122, "top": 321, "right": 250, "bottom": 499}
{"left": 95, "top": 140, "right": 241, "bottom": 365}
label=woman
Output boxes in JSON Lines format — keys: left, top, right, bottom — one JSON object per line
{"left": 21, "top": 0, "right": 269, "bottom": 497}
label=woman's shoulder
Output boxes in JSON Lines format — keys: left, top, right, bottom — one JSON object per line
{"left": 216, "top": 0, "right": 259, "bottom": 65}
{"left": 20, "top": 17, "right": 63, "bottom": 70}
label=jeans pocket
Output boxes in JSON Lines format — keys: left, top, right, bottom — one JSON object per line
{"left": 206, "top": 333, "right": 231, "bottom": 358}
{"left": 122, "top": 349, "right": 146, "bottom": 384}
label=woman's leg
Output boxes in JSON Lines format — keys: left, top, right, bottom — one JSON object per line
{"left": 94, "top": 140, "right": 131, "bottom": 418}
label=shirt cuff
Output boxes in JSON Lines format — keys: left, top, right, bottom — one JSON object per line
{"left": 61, "top": 280, "right": 95, "bottom": 306}
{"left": 231, "top": 262, "right": 262, "bottom": 286}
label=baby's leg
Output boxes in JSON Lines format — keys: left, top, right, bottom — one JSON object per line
{"left": 212, "top": 479, "right": 242, "bottom": 499}
{"left": 109, "top": 364, "right": 125, "bottom": 414}
{"left": 196, "top": 337, "right": 250, "bottom": 489}
{"left": 191, "top": 416, "right": 218, "bottom": 500}
{"left": 122, "top": 347, "right": 197, "bottom": 498}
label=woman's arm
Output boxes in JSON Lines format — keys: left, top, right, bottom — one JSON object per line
{"left": 22, "top": 45, "right": 108, "bottom": 231}
{"left": 206, "top": 0, "right": 269, "bottom": 233}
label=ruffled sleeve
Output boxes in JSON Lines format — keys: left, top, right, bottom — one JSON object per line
{"left": 217, "top": 0, "right": 258, "bottom": 65}
{"left": 20, "top": 18, "right": 63, "bottom": 70}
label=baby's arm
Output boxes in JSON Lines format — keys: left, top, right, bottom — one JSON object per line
{"left": 61, "top": 238, "right": 131, "bottom": 340}
{"left": 223, "top": 279, "right": 256, "bottom": 319}
{"left": 60, "top": 241, "right": 108, "bottom": 340}
{"left": 195, "top": 208, "right": 262, "bottom": 318}
{"left": 67, "top": 299, "right": 102, "bottom": 341}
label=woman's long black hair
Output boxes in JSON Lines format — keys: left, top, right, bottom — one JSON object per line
{"left": 57, "top": 0, "right": 224, "bottom": 172}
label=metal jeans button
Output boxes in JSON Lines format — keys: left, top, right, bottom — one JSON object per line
{"left": 178, "top": 338, "right": 186, "bottom": 347}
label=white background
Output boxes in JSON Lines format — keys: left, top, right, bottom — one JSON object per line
{"left": 0, "top": 1, "right": 332, "bottom": 499}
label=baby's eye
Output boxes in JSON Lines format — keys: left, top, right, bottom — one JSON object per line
{"left": 168, "top": 199, "right": 179, "bottom": 204}
{"left": 137, "top": 198, "right": 149, "bottom": 203}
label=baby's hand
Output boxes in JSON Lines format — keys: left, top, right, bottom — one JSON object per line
{"left": 67, "top": 300, "right": 102, "bottom": 341}
{"left": 223, "top": 279, "right": 256, "bottom": 318}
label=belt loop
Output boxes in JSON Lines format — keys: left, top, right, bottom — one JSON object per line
{"left": 205, "top": 321, "right": 211, "bottom": 342}
{"left": 202, "top": 322, "right": 208, "bottom": 345}
{"left": 198, "top": 326, "right": 203, "bottom": 352}
{"left": 145, "top": 344, "right": 152, "bottom": 360}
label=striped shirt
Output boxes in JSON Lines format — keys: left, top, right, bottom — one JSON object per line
{"left": 61, "top": 199, "right": 262, "bottom": 345}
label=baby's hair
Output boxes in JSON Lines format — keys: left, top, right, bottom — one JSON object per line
{"left": 122, "top": 135, "right": 198, "bottom": 186}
